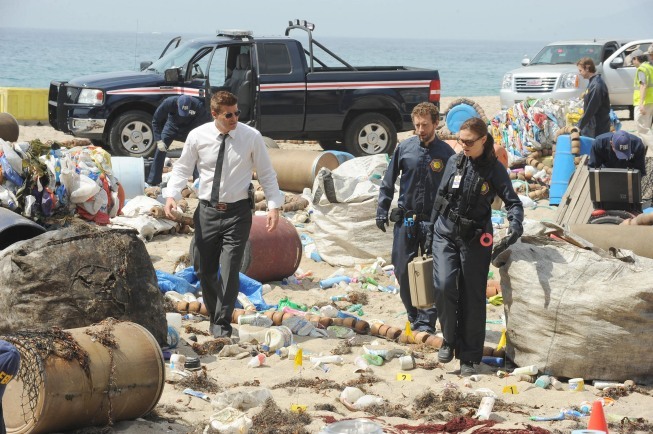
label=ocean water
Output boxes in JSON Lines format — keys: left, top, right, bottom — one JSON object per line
{"left": 0, "top": 28, "right": 545, "bottom": 97}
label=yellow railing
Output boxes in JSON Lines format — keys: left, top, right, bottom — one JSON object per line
{"left": 0, "top": 87, "right": 49, "bottom": 121}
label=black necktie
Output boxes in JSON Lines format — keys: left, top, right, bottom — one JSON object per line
{"left": 210, "top": 134, "right": 226, "bottom": 205}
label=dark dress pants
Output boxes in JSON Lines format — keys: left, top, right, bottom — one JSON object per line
{"left": 432, "top": 224, "right": 491, "bottom": 363}
{"left": 193, "top": 200, "right": 252, "bottom": 338}
{"left": 392, "top": 220, "right": 437, "bottom": 332}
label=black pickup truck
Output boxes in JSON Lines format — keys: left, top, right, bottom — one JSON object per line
{"left": 49, "top": 20, "right": 441, "bottom": 157}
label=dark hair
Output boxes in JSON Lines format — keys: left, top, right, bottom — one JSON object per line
{"left": 459, "top": 117, "right": 496, "bottom": 163}
{"left": 635, "top": 54, "right": 650, "bottom": 63}
{"left": 411, "top": 102, "right": 439, "bottom": 123}
{"left": 576, "top": 57, "right": 596, "bottom": 73}
{"left": 210, "top": 91, "right": 238, "bottom": 113}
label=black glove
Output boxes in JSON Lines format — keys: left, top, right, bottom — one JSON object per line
{"left": 424, "top": 233, "right": 433, "bottom": 255}
{"left": 376, "top": 215, "right": 389, "bottom": 232}
{"left": 505, "top": 221, "right": 523, "bottom": 247}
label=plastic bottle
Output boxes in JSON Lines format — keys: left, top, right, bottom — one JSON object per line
{"left": 263, "top": 325, "right": 293, "bottom": 351}
{"left": 310, "top": 355, "right": 344, "bottom": 365}
{"left": 237, "top": 292, "right": 256, "bottom": 311}
{"left": 361, "top": 353, "right": 384, "bottom": 366}
{"left": 183, "top": 292, "right": 197, "bottom": 302}
{"left": 287, "top": 344, "right": 313, "bottom": 360}
{"left": 319, "top": 305, "right": 340, "bottom": 317}
{"left": 166, "top": 312, "right": 182, "bottom": 334}
{"left": 237, "top": 313, "right": 273, "bottom": 327}
{"left": 476, "top": 396, "right": 495, "bottom": 420}
{"left": 517, "top": 374, "right": 535, "bottom": 383}
{"left": 550, "top": 377, "right": 564, "bottom": 390}
{"left": 481, "top": 356, "right": 504, "bottom": 367}
{"left": 247, "top": 353, "right": 266, "bottom": 368}
{"left": 319, "top": 276, "right": 351, "bottom": 289}
{"left": 511, "top": 365, "right": 538, "bottom": 376}
{"left": 534, "top": 375, "right": 551, "bottom": 389}
{"left": 593, "top": 381, "right": 623, "bottom": 390}
{"left": 164, "top": 291, "right": 184, "bottom": 303}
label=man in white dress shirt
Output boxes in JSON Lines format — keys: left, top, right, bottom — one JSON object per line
{"left": 163, "top": 91, "right": 284, "bottom": 338}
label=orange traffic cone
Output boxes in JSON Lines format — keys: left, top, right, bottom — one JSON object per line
{"left": 587, "top": 400, "right": 608, "bottom": 433}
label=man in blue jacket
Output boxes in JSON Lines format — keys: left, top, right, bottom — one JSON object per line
{"left": 376, "top": 102, "right": 456, "bottom": 334}
{"left": 146, "top": 95, "right": 210, "bottom": 186}
{"left": 589, "top": 130, "right": 647, "bottom": 176}
{"left": 576, "top": 57, "right": 611, "bottom": 138}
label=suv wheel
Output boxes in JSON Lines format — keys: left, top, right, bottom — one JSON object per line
{"left": 109, "top": 111, "right": 154, "bottom": 157}
{"left": 344, "top": 113, "right": 396, "bottom": 156}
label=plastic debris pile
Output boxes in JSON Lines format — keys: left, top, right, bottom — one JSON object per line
{"left": 0, "top": 139, "right": 124, "bottom": 225}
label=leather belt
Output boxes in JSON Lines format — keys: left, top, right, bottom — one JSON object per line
{"left": 200, "top": 199, "right": 247, "bottom": 211}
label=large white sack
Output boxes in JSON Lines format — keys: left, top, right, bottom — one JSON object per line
{"left": 310, "top": 155, "right": 395, "bottom": 267}
{"left": 495, "top": 222, "right": 653, "bottom": 384}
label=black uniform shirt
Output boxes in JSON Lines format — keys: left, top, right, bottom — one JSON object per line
{"left": 377, "top": 135, "right": 456, "bottom": 217}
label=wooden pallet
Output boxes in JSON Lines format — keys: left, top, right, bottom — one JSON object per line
{"left": 554, "top": 155, "right": 593, "bottom": 226}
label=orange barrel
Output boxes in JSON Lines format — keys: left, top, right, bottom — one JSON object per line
{"left": 242, "top": 215, "right": 302, "bottom": 282}
{"left": 267, "top": 149, "right": 340, "bottom": 193}
{"left": 2, "top": 321, "right": 164, "bottom": 434}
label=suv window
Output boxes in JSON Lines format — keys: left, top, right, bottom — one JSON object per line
{"left": 531, "top": 44, "right": 603, "bottom": 65}
{"left": 258, "top": 43, "right": 291, "bottom": 74}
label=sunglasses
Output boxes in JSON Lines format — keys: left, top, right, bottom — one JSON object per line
{"left": 457, "top": 136, "right": 482, "bottom": 146}
{"left": 222, "top": 110, "right": 241, "bottom": 119}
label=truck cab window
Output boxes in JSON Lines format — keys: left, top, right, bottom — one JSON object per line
{"left": 207, "top": 47, "right": 229, "bottom": 91}
{"left": 188, "top": 47, "right": 213, "bottom": 80}
{"left": 259, "top": 43, "right": 291, "bottom": 74}
{"left": 147, "top": 43, "right": 203, "bottom": 74}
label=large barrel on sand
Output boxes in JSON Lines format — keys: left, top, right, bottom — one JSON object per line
{"left": 267, "top": 149, "right": 340, "bottom": 192}
{"left": 189, "top": 214, "right": 302, "bottom": 282}
{"left": 0, "top": 112, "right": 19, "bottom": 142}
{"left": 0, "top": 207, "right": 46, "bottom": 250}
{"left": 2, "top": 320, "right": 165, "bottom": 434}
{"left": 241, "top": 214, "right": 302, "bottom": 282}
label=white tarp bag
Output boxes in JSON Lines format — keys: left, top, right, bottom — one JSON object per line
{"left": 310, "top": 155, "right": 395, "bottom": 267}
{"left": 495, "top": 221, "right": 653, "bottom": 384}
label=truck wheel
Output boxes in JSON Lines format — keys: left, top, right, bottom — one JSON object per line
{"left": 108, "top": 111, "right": 155, "bottom": 157}
{"left": 263, "top": 137, "right": 279, "bottom": 149}
{"left": 344, "top": 113, "right": 396, "bottom": 156}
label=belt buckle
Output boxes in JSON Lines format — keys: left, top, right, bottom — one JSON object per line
{"left": 215, "top": 202, "right": 227, "bottom": 211}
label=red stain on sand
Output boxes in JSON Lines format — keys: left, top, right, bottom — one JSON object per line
{"left": 393, "top": 417, "right": 552, "bottom": 433}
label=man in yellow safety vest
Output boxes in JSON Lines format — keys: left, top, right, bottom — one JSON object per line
{"left": 632, "top": 50, "right": 653, "bottom": 148}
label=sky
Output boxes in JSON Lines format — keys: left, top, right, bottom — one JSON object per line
{"left": 0, "top": 0, "right": 651, "bottom": 41}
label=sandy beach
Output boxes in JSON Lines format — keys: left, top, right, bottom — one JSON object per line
{"left": 8, "top": 95, "right": 653, "bottom": 434}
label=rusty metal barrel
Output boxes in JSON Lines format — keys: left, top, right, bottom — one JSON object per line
{"left": 2, "top": 321, "right": 165, "bottom": 434}
{"left": 189, "top": 215, "right": 302, "bottom": 283}
{"left": 0, "top": 112, "right": 19, "bottom": 142}
{"left": 267, "top": 149, "right": 340, "bottom": 192}
{"left": 241, "top": 215, "right": 302, "bottom": 282}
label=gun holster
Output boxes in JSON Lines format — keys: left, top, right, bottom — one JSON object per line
{"left": 389, "top": 207, "right": 404, "bottom": 223}
{"left": 248, "top": 183, "right": 255, "bottom": 213}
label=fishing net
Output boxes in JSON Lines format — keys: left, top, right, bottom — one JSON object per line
{"left": 0, "top": 318, "right": 135, "bottom": 429}
{"left": 1, "top": 329, "right": 88, "bottom": 425}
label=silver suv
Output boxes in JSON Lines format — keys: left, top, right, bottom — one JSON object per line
{"left": 500, "top": 39, "right": 622, "bottom": 108}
